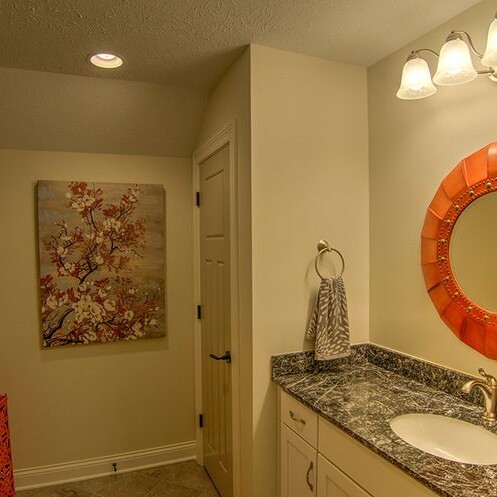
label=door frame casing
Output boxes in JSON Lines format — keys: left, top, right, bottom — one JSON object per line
{"left": 192, "top": 122, "right": 241, "bottom": 497}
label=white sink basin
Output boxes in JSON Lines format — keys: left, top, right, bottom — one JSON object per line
{"left": 390, "top": 413, "right": 497, "bottom": 465}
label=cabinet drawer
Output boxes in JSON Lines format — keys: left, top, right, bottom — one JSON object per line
{"left": 280, "top": 390, "right": 318, "bottom": 448}
{"left": 318, "top": 454, "right": 372, "bottom": 497}
{"left": 318, "top": 418, "right": 437, "bottom": 497}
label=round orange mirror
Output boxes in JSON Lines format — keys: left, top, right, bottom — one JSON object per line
{"left": 421, "top": 142, "right": 497, "bottom": 359}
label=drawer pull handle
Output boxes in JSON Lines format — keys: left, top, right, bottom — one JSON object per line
{"left": 289, "top": 410, "right": 306, "bottom": 425}
{"left": 306, "top": 461, "right": 314, "bottom": 492}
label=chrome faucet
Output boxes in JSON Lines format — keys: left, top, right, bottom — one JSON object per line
{"left": 461, "top": 368, "right": 497, "bottom": 422}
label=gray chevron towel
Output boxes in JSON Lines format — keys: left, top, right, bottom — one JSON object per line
{"left": 306, "top": 276, "right": 350, "bottom": 360}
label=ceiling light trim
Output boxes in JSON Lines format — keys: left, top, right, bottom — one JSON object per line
{"left": 88, "top": 53, "right": 124, "bottom": 69}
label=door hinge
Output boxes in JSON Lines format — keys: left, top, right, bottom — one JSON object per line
{"left": 196, "top": 191, "right": 200, "bottom": 207}
{"left": 197, "top": 305, "right": 202, "bottom": 319}
{"left": 199, "top": 413, "right": 204, "bottom": 428}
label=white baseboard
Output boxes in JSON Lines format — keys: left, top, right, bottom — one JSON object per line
{"left": 14, "top": 440, "right": 197, "bottom": 490}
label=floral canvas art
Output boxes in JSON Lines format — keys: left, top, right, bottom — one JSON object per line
{"left": 37, "top": 181, "right": 166, "bottom": 347}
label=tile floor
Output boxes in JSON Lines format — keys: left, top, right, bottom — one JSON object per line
{"left": 16, "top": 461, "right": 220, "bottom": 497}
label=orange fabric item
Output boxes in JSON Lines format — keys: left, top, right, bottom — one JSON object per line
{"left": 421, "top": 142, "right": 497, "bottom": 360}
{"left": 0, "top": 395, "right": 14, "bottom": 497}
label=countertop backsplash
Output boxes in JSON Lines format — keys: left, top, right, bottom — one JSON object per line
{"left": 272, "top": 343, "right": 482, "bottom": 406}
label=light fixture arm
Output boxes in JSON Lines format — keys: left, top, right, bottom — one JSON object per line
{"left": 450, "top": 30, "right": 484, "bottom": 57}
{"left": 411, "top": 48, "right": 439, "bottom": 59}
{"left": 477, "top": 68, "right": 496, "bottom": 75}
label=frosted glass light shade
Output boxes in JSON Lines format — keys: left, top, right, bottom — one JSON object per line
{"left": 482, "top": 18, "right": 497, "bottom": 67}
{"left": 396, "top": 56, "right": 437, "bottom": 100}
{"left": 433, "top": 38, "right": 477, "bottom": 86}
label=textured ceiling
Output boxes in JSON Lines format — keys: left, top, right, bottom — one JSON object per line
{"left": 0, "top": 0, "right": 483, "bottom": 89}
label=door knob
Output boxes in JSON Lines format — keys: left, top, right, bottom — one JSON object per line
{"left": 209, "top": 351, "right": 231, "bottom": 364}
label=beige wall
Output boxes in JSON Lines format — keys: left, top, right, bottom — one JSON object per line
{"left": 0, "top": 150, "right": 195, "bottom": 469}
{"left": 368, "top": 0, "right": 497, "bottom": 375}
{"left": 250, "top": 45, "right": 369, "bottom": 497}
{"left": 196, "top": 48, "right": 253, "bottom": 497}
{"left": 0, "top": 67, "right": 207, "bottom": 157}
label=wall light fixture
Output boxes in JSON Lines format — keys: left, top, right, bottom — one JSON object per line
{"left": 397, "top": 12, "right": 497, "bottom": 100}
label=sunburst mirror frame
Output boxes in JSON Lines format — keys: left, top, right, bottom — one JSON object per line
{"left": 421, "top": 141, "right": 497, "bottom": 359}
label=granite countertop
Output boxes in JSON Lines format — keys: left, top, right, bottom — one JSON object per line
{"left": 272, "top": 345, "right": 497, "bottom": 497}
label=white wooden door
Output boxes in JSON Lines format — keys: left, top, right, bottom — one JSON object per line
{"left": 280, "top": 423, "right": 317, "bottom": 497}
{"left": 317, "top": 454, "right": 372, "bottom": 497}
{"left": 199, "top": 144, "right": 232, "bottom": 497}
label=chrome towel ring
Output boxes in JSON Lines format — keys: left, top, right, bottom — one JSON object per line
{"left": 314, "top": 239, "right": 345, "bottom": 279}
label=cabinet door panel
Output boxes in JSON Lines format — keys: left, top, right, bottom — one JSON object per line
{"left": 317, "top": 455, "right": 371, "bottom": 497}
{"left": 280, "top": 423, "right": 317, "bottom": 497}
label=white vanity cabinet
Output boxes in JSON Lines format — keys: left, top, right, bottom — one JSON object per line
{"left": 280, "top": 390, "right": 371, "bottom": 497}
{"left": 279, "top": 389, "right": 438, "bottom": 497}
{"left": 280, "top": 389, "right": 318, "bottom": 496}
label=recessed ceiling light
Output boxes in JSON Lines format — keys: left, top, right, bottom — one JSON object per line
{"left": 89, "top": 53, "right": 123, "bottom": 69}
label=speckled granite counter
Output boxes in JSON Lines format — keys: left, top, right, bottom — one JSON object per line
{"left": 272, "top": 345, "right": 497, "bottom": 497}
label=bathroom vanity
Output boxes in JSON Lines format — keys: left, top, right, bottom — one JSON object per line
{"left": 280, "top": 390, "right": 436, "bottom": 497}
{"left": 273, "top": 344, "right": 497, "bottom": 497}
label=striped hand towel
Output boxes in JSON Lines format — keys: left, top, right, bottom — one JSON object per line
{"left": 306, "top": 276, "right": 350, "bottom": 360}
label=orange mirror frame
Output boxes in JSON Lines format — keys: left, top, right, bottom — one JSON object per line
{"left": 421, "top": 142, "right": 497, "bottom": 359}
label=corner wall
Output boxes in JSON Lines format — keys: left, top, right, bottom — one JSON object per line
{"left": 250, "top": 45, "right": 369, "bottom": 497}
{"left": 0, "top": 150, "right": 195, "bottom": 473}
{"left": 368, "top": 0, "right": 497, "bottom": 374}
{"left": 195, "top": 48, "right": 253, "bottom": 497}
